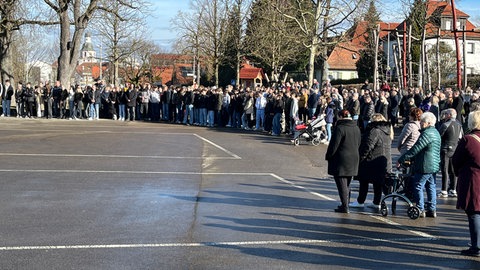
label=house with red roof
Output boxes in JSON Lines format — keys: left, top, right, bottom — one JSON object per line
{"left": 239, "top": 61, "right": 265, "bottom": 88}
{"left": 389, "top": 0, "right": 480, "bottom": 81}
{"left": 150, "top": 54, "right": 195, "bottom": 86}
{"left": 325, "top": 21, "right": 399, "bottom": 81}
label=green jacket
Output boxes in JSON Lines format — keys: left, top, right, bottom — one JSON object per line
{"left": 398, "top": 126, "right": 441, "bottom": 174}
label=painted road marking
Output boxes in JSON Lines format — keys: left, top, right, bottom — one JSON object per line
{"left": 0, "top": 153, "right": 238, "bottom": 160}
{"left": 0, "top": 170, "right": 436, "bottom": 243}
{"left": 0, "top": 237, "right": 437, "bottom": 251}
{"left": 0, "top": 133, "right": 241, "bottom": 160}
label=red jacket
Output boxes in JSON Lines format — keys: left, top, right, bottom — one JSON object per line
{"left": 453, "top": 130, "right": 480, "bottom": 212}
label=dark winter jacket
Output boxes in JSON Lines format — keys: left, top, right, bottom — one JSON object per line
{"left": 325, "top": 118, "right": 361, "bottom": 177}
{"left": 438, "top": 118, "right": 463, "bottom": 157}
{"left": 375, "top": 100, "right": 388, "bottom": 120}
{"left": 126, "top": 89, "right": 137, "bottom": 107}
{"left": 356, "top": 121, "right": 392, "bottom": 183}
{"left": 2, "top": 85, "right": 14, "bottom": 100}
{"left": 398, "top": 125, "right": 441, "bottom": 174}
{"left": 360, "top": 101, "right": 374, "bottom": 122}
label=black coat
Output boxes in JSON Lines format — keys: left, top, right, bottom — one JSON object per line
{"left": 126, "top": 89, "right": 137, "bottom": 107}
{"left": 325, "top": 119, "right": 361, "bottom": 176}
{"left": 356, "top": 121, "right": 392, "bottom": 183}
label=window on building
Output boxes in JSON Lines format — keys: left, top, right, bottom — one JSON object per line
{"left": 467, "top": 43, "right": 475, "bottom": 54}
{"left": 445, "top": 19, "right": 452, "bottom": 31}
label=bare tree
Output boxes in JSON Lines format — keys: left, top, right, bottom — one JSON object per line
{"left": 198, "top": 0, "right": 229, "bottom": 86}
{"left": 120, "top": 39, "right": 162, "bottom": 85}
{"left": 275, "top": 0, "right": 368, "bottom": 86}
{"left": 15, "top": 25, "right": 56, "bottom": 83}
{"left": 244, "top": 0, "right": 304, "bottom": 82}
{"left": 172, "top": 3, "right": 206, "bottom": 86}
{"left": 43, "top": 0, "right": 137, "bottom": 90}
{"left": 91, "top": 0, "right": 150, "bottom": 86}
{"left": 0, "top": 0, "right": 57, "bottom": 84}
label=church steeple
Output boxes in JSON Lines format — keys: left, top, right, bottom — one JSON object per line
{"left": 79, "top": 32, "right": 97, "bottom": 64}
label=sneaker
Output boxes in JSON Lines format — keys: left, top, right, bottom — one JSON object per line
{"left": 348, "top": 201, "right": 364, "bottom": 208}
{"left": 461, "top": 248, "right": 480, "bottom": 256}
{"left": 88, "top": 117, "right": 93, "bottom": 121}
{"left": 448, "top": 190, "right": 457, "bottom": 197}
{"left": 419, "top": 211, "right": 426, "bottom": 218}
{"left": 438, "top": 191, "right": 448, "bottom": 198}
{"left": 426, "top": 210, "right": 437, "bottom": 218}
{"left": 366, "top": 202, "right": 380, "bottom": 210}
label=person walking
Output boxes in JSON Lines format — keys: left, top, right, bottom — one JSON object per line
{"left": 325, "top": 109, "right": 361, "bottom": 213}
{"left": 437, "top": 108, "right": 463, "bottom": 198}
{"left": 350, "top": 113, "right": 393, "bottom": 210}
{"left": 452, "top": 110, "right": 480, "bottom": 256}
{"left": 398, "top": 112, "right": 441, "bottom": 218}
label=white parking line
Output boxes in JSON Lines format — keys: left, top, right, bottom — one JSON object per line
{"left": 269, "top": 173, "right": 336, "bottom": 201}
{"left": 0, "top": 237, "right": 437, "bottom": 251}
{"left": 0, "top": 133, "right": 242, "bottom": 160}
{"left": 0, "top": 170, "right": 271, "bottom": 175}
{"left": 193, "top": 134, "right": 241, "bottom": 159}
{"left": 0, "top": 153, "right": 238, "bottom": 160}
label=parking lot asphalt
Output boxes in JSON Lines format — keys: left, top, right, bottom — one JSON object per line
{"left": 0, "top": 118, "right": 478, "bottom": 269}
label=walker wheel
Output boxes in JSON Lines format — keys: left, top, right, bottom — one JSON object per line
{"left": 407, "top": 206, "right": 420, "bottom": 220}
{"left": 380, "top": 202, "right": 388, "bottom": 217}
{"left": 312, "top": 138, "right": 320, "bottom": 146}
{"left": 293, "top": 138, "right": 300, "bottom": 146}
{"left": 392, "top": 198, "right": 397, "bottom": 215}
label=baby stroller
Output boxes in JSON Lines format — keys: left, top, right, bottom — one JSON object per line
{"left": 379, "top": 163, "right": 420, "bottom": 219}
{"left": 292, "top": 116, "right": 327, "bottom": 146}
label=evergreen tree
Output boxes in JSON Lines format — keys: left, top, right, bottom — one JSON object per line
{"left": 356, "top": 0, "right": 382, "bottom": 80}
{"left": 406, "top": 0, "right": 428, "bottom": 85}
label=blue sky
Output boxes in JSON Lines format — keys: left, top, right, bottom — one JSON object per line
{"left": 148, "top": 0, "right": 480, "bottom": 51}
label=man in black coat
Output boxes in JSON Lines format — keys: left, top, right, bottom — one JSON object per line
{"left": 126, "top": 84, "right": 137, "bottom": 121}
{"left": 325, "top": 109, "right": 361, "bottom": 213}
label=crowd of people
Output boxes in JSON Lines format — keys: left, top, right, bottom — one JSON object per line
{"left": 2, "top": 77, "right": 480, "bottom": 256}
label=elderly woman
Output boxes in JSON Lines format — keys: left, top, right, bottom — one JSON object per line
{"left": 397, "top": 107, "right": 422, "bottom": 155}
{"left": 452, "top": 110, "right": 480, "bottom": 256}
{"left": 398, "top": 112, "right": 441, "bottom": 218}
{"left": 349, "top": 113, "right": 393, "bottom": 210}
{"left": 325, "top": 109, "right": 361, "bottom": 213}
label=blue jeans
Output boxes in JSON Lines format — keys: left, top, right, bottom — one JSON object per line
{"left": 119, "top": 104, "right": 126, "bottom": 119}
{"left": 194, "top": 108, "right": 199, "bottom": 124}
{"left": 2, "top": 99, "right": 11, "bottom": 116}
{"left": 255, "top": 108, "right": 265, "bottom": 130}
{"left": 162, "top": 103, "right": 170, "bottom": 120}
{"left": 89, "top": 103, "right": 96, "bottom": 119}
{"left": 272, "top": 113, "right": 281, "bottom": 135}
{"left": 199, "top": 108, "right": 207, "bottom": 126}
{"left": 308, "top": 108, "right": 316, "bottom": 120}
{"left": 467, "top": 212, "right": 480, "bottom": 250}
{"left": 326, "top": 123, "right": 332, "bottom": 142}
{"left": 184, "top": 104, "right": 194, "bottom": 124}
{"left": 94, "top": 103, "right": 100, "bottom": 119}
{"left": 413, "top": 173, "right": 437, "bottom": 212}
{"left": 207, "top": 110, "right": 215, "bottom": 127}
